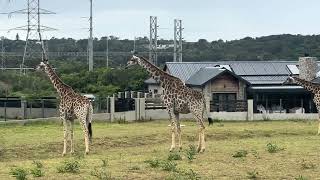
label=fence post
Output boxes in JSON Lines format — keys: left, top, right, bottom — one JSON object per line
{"left": 139, "top": 98, "right": 145, "bottom": 120}
{"left": 247, "top": 99, "right": 254, "bottom": 121}
{"left": 134, "top": 98, "right": 139, "bottom": 121}
{"left": 4, "top": 100, "right": 7, "bottom": 121}
{"left": 41, "top": 99, "right": 45, "bottom": 118}
{"left": 125, "top": 91, "right": 130, "bottom": 99}
{"left": 110, "top": 97, "right": 115, "bottom": 122}
{"left": 21, "top": 99, "right": 27, "bottom": 119}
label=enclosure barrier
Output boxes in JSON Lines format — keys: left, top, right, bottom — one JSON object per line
{"left": 1, "top": 93, "right": 319, "bottom": 122}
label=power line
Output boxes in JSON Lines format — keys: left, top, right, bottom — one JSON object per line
{"left": 149, "top": 16, "right": 158, "bottom": 66}
{"left": 88, "top": 0, "right": 94, "bottom": 71}
{"left": 5, "top": 0, "right": 56, "bottom": 74}
{"left": 173, "top": 19, "right": 183, "bottom": 62}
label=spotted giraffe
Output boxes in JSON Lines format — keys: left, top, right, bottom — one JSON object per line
{"left": 36, "top": 60, "right": 93, "bottom": 155}
{"left": 284, "top": 75, "right": 320, "bottom": 134}
{"left": 127, "top": 55, "right": 212, "bottom": 152}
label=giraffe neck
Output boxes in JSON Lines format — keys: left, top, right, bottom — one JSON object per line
{"left": 293, "top": 76, "right": 318, "bottom": 93}
{"left": 44, "top": 63, "right": 72, "bottom": 97}
{"left": 136, "top": 57, "right": 173, "bottom": 87}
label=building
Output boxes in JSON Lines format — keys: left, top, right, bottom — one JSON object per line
{"left": 145, "top": 60, "right": 319, "bottom": 113}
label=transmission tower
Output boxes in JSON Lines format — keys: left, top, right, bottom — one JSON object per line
{"left": 1, "top": 36, "right": 5, "bottom": 70}
{"left": 173, "top": 19, "right": 183, "bottom": 62}
{"left": 7, "top": 0, "right": 56, "bottom": 73}
{"left": 149, "top": 16, "right": 158, "bottom": 65}
{"left": 88, "top": 0, "right": 94, "bottom": 71}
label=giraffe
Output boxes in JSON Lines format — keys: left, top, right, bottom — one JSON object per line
{"left": 127, "top": 55, "right": 213, "bottom": 152}
{"left": 36, "top": 59, "right": 93, "bottom": 155}
{"left": 284, "top": 75, "right": 320, "bottom": 134}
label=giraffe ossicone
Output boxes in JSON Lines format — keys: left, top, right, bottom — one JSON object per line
{"left": 128, "top": 55, "right": 213, "bottom": 152}
{"left": 36, "top": 60, "right": 93, "bottom": 155}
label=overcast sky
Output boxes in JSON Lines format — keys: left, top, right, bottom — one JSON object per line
{"left": 1, "top": 0, "right": 320, "bottom": 41}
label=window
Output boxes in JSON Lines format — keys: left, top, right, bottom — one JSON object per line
{"left": 154, "top": 89, "right": 158, "bottom": 94}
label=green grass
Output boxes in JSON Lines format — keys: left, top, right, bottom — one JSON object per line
{"left": 0, "top": 119, "right": 319, "bottom": 179}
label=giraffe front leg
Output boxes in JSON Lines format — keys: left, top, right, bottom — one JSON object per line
{"left": 81, "top": 120, "right": 90, "bottom": 155}
{"left": 170, "top": 121, "right": 176, "bottom": 152}
{"left": 62, "top": 118, "right": 68, "bottom": 156}
{"left": 199, "top": 126, "right": 206, "bottom": 153}
{"left": 176, "top": 122, "right": 182, "bottom": 151}
{"left": 69, "top": 120, "right": 75, "bottom": 154}
{"left": 197, "top": 127, "right": 202, "bottom": 153}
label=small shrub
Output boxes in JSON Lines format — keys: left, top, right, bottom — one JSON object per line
{"left": 9, "top": 167, "right": 28, "bottom": 180}
{"left": 185, "top": 145, "right": 197, "bottom": 162}
{"left": 266, "top": 143, "right": 283, "bottom": 153}
{"left": 168, "top": 152, "right": 182, "bottom": 161}
{"left": 161, "top": 161, "right": 177, "bottom": 172}
{"left": 232, "top": 150, "right": 248, "bottom": 158}
{"left": 144, "top": 159, "right": 161, "bottom": 168}
{"left": 30, "top": 168, "right": 44, "bottom": 177}
{"left": 32, "top": 160, "right": 43, "bottom": 169}
{"left": 247, "top": 170, "right": 259, "bottom": 179}
{"left": 91, "top": 167, "right": 112, "bottom": 180}
{"left": 295, "top": 175, "right": 309, "bottom": 180}
{"left": 184, "top": 169, "right": 201, "bottom": 180}
{"left": 57, "top": 159, "right": 80, "bottom": 173}
{"left": 30, "top": 160, "right": 44, "bottom": 177}
{"left": 301, "top": 159, "right": 316, "bottom": 169}
{"left": 101, "top": 159, "right": 108, "bottom": 167}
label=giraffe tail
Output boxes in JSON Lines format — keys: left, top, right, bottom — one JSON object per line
{"left": 87, "top": 103, "right": 93, "bottom": 143}
{"left": 88, "top": 122, "right": 92, "bottom": 141}
{"left": 208, "top": 117, "right": 213, "bottom": 126}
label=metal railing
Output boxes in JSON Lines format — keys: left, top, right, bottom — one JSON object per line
{"left": 210, "top": 100, "right": 248, "bottom": 112}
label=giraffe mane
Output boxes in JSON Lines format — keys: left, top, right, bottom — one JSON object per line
{"left": 138, "top": 56, "right": 183, "bottom": 82}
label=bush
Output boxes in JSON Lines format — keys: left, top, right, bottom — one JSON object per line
{"left": 186, "top": 145, "right": 197, "bottom": 162}
{"left": 161, "top": 161, "right": 177, "bottom": 172}
{"left": 30, "top": 160, "right": 44, "bottom": 177}
{"left": 266, "top": 143, "right": 283, "bottom": 153}
{"left": 57, "top": 159, "right": 80, "bottom": 173}
{"left": 232, "top": 150, "right": 248, "bottom": 158}
{"left": 9, "top": 167, "right": 28, "bottom": 180}
{"left": 168, "top": 152, "right": 182, "bottom": 161}
{"left": 91, "top": 167, "right": 112, "bottom": 180}
{"left": 144, "top": 159, "right": 161, "bottom": 168}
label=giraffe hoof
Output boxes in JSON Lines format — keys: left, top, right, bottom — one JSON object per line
{"left": 70, "top": 151, "right": 75, "bottom": 155}
{"left": 62, "top": 152, "right": 66, "bottom": 157}
{"left": 169, "top": 147, "right": 175, "bottom": 152}
{"left": 199, "top": 148, "right": 205, "bottom": 153}
{"left": 85, "top": 151, "right": 89, "bottom": 155}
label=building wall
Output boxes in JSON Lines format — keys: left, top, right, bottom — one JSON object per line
{"left": 205, "top": 74, "right": 246, "bottom": 100}
{"left": 147, "top": 84, "right": 163, "bottom": 95}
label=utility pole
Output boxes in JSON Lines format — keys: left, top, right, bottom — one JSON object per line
{"left": 173, "top": 19, "right": 183, "bottom": 62}
{"left": 133, "top": 36, "right": 136, "bottom": 52}
{"left": 1, "top": 36, "right": 4, "bottom": 71}
{"left": 6, "top": 0, "right": 56, "bottom": 74}
{"left": 88, "top": 0, "right": 94, "bottom": 71}
{"left": 149, "top": 16, "right": 158, "bottom": 65}
{"left": 106, "top": 36, "right": 109, "bottom": 68}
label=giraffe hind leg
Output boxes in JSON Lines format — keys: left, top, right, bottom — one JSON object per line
{"left": 62, "top": 116, "right": 68, "bottom": 156}
{"left": 69, "top": 120, "right": 75, "bottom": 154}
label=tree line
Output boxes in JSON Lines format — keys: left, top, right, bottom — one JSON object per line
{"left": 0, "top": 33, "right": 319, "bottom": 98}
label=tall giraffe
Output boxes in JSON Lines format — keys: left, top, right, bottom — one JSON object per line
{"left": 127, "top": 55, "right": 212, "bottom": 152}
{"left": 284, "top": 75, "right": 320, "bottom": 134}
{"left": 36, "top": 60, "right": 93, "bottom": 155}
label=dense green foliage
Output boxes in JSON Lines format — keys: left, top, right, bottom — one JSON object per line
{"left": 1, "top": 33, "right": 319, "bottom": 97}
{"left": 0, "top": 63, "right": 148, "bottom": 98}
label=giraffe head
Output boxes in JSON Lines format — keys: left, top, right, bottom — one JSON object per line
{"left": 35, "top": 59, "right": 49, "bottom": 71}
{"left": 282, "top": 75, "right": 295, "bottom": 85}
{"left": 125, "top": 55, "right": 140, "bottom": 69}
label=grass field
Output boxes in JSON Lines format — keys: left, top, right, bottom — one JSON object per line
{"left": 0, "top": 119, "right": 320, "bottom": 179}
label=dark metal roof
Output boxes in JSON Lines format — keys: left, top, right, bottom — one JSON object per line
{"left": 185, "top": 67, "right": 226, "bottom": 86}
{"left": 242, "top": 75, "right": 288, "bottom": 85}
